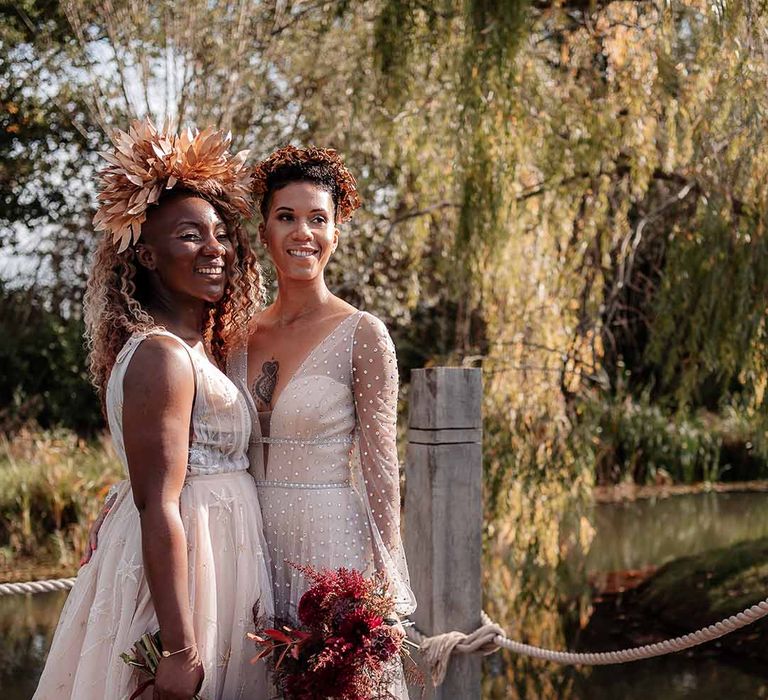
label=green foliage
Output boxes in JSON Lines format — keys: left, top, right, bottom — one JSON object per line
{"left": 457, "top": 133, "right": 506, "bottom": 253}
{"left": 577, "top": 388, "right": 768, "bottom": 485}
{"left": 372, "top": 0, "right": 419, "bottom": 94}
{"left": 0, "top": 1, "right": 101, "bottom": 239}
{"left": 0, "top": 428, "right": 121, "bottom": 567}
{"left": 464, "top": 0, "right": 530, "bottom": 76}
{"left": 0, "top": 284, "right": 101, "bottom": 435}
{"left": 482, "top": 394, "right": 594, "bottom": 699}
{"left": 586, "top": 394, "right": 721, "bottom": 484}
{"left": 484, "top": 400, "right": 592, "bottom": 524}
{"left": 645, "top": 204, "right": 768, "bottom": 405}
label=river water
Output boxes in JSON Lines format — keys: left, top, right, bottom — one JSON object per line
{"left": 564, "top": 490, "right": 768, "bottom": 699}
{"left": 585, "top": 490, "right": 768, "bottom": 573}
{"left": 0, "top": 590, "right": 63, "bottom": 699}
{"left": 3, "top": 491, "right": 768, "bottom": 698}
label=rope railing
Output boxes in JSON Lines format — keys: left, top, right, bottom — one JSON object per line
{"left": 409, "top": 598, "right": 768, "bottom": 685}
{"left": 0, "top": 577, "right": 77, "bottom": 596}
{"left": 5, "top": 575, "right": 767, "bottom": 688}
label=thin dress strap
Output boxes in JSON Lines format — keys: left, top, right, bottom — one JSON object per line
{"left": 114, "top": 329, "right": 197, "bottom": 370}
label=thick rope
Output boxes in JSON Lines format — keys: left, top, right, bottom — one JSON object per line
{"left": 0, "top": 577, "right": 76, "bottom": 596}
{"left": 6, "top": 576, "right": 768, "bottom": 682}
{"left": 409, "top": 598, "right": 768, "bottom": 684}
{"left": 415, "top": 617, "right": 506, "bottom": 685}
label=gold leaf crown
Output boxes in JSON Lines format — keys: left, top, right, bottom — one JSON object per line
{"left": 93, "top": 117, "right": 253, "bottom": 252}
{"left": 250, "top": 145, "right": 361, "bottom": 223}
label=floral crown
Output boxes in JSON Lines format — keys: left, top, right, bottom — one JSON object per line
{"left": 250, "top": 145, "right": 361, "bottom": 223}
{"left": 93, "top": 117, "right": 253, "bottom": 252}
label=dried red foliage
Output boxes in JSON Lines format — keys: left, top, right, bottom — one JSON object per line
{"left": 249, "top": 563, "right": 420, "bottom": 699}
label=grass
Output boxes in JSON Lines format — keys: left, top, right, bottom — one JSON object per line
{"left": 0, "top": 427, "right": 122, "bottom": 578}
{"left": 581, "top": 392, "right": 768, "bottom": 485}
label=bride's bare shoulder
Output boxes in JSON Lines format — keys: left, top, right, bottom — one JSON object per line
{"left": 327, "top": 295, "right": 358, "bottom": 318}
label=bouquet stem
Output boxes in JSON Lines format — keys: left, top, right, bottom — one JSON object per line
{"left": 120, "top": 631, "right": 202, "bottom": 700}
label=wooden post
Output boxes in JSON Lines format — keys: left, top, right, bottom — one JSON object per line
{"left": 404, "top": 367, "right": 483, "bottom": 699}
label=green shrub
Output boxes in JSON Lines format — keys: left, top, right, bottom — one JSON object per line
{"left": 0, "top": 284, "right": 102, "bottom": 436}
{"left": 579, "top": 392, "right": 768, "bottom": 485}
{"left": 0, "top": 428, "right": 121, "bottom": 567}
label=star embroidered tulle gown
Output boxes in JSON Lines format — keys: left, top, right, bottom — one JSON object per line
{"left": 33, "top": 330, "right": 273, "bottom": 700}
{"left": 228, "top": 310, "right": 416, "bottom": 697}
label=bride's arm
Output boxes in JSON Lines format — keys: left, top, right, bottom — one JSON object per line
{"left": 122, "top": 336, "right": 203, "bottom": 698}
{"left": 352, "top": 314, "right": 416, "bottom": 616}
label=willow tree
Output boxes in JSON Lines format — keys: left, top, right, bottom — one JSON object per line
{"left": 1, "top": 1, "right": 100, "bottom": 309}
{"left": 293, "top": 2, "right": 768, "bottom": 695}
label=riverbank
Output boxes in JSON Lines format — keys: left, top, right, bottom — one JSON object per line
{"left": 582, "top": 537, "right": 768, "bottom": 665}
{"left": 632, "top": 537, "right": 768, "bottom": 663}
{"left": 0, "top": 557, "right": 77, "bottom": 583}
{"left": 594, "top": 480, "right": 768, "bottom": 503}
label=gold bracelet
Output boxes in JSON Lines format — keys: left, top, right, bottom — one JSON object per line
{"left": 161, "top": 643, "right": 196, "bottom": 658}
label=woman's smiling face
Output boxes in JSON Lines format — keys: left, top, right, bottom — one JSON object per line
{"left": 261, "top": 181, "right": 339, "bottom": 282}
{"left": 137, "top": 192, "right": 235, "bottom": 304}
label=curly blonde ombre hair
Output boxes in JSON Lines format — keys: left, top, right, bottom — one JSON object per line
{"left": 84, "top": 118, "right": 262, "bottom": 408}
{"left": 84, "top": 194, "right": 262, "bottom": 407}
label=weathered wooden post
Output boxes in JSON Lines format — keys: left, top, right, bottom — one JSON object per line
{"left": 404, "top": 367, "right": 483, "bottom": 699}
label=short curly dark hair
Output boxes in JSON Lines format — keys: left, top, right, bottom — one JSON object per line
{"left": 259, "top": 161, "right": 341, "bottom": 222}
{"left": 251, "top": 146, "right": 362, "bottom": 223}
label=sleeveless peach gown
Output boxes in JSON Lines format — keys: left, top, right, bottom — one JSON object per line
{"left": 33, "top": 330, "right": 273, "bottom": 700}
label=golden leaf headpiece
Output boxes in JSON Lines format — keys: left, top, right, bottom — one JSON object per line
{"left": 93, "top": 117, "right": 253, "bottom": 252}
{"left": 250, "top": 145, "right": 361, "bottom": 223}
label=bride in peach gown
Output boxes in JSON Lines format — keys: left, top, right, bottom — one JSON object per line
{"left": 34, "top": 120, "right": 273, "bottom": 700}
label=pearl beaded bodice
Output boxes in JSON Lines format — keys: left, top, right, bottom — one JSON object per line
{"left": 243, "top": 312, "right": 360, "bottom": 485}
{"left": 228, "top": 310, "right": 416, "bottom": 615}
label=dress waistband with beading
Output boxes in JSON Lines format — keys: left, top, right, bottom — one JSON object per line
{"left": 255, "top": 479, "right": 351, "bottom": 490}
{"left": 250, "top": 435, "right": 354, "bottom": 446}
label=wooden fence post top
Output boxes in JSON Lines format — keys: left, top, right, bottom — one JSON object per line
{"left": 409, "top": 367, "right": 482, "bottom": 432}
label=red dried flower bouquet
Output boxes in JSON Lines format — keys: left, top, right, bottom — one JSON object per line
{"left": 249, "top": 563, "right": 421, "bottom": 699}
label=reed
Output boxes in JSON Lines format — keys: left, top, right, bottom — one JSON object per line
{"left": 0, "top": 427, "right": 121, "bottom": 572}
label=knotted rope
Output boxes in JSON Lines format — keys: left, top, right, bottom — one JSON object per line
{"left": 413, "top": 616, "right": 506, "bottom": 685}
{"left": 409, "top": 598, "right": 768, "bottom": 684}
{"left": 0, "top": 577, "right": 76, "bottom": 596}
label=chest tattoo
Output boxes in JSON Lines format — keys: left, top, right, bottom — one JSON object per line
{"left": 252, "top": 359, "right": 279, "bottom": 407}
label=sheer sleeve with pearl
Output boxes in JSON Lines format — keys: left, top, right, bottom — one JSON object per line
{"left": 351, "top": 312, "right": 416, "bottom": 616}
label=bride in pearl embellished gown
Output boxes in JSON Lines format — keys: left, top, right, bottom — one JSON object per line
{"left": 236, "top": 143, "right": 417, "bottom": 697}
{"left": 227, "top": 310, "right": 416, "bottom": 696}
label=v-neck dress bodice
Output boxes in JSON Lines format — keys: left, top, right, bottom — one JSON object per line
{"left": 228, "top": 311, "right": 416, "bottom": 629}
{"left": 238, "top": 313, "right": 359, "bottom": 485}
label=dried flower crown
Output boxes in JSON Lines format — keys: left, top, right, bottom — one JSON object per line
{"left": 93, "top": 117, "right": 253, "bottom": 252}
{"left": 250, "top": 145, "right": 361, "bottom": 223}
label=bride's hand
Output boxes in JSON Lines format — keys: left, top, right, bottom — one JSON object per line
{"left": 80, "top": 491, "right": 117, "bottom": 566}
{"left": 153, "top": 649, "right": 204, "bottom": 700}
{"left": 386, "top": 614, "right": 407, "bottom": 638}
